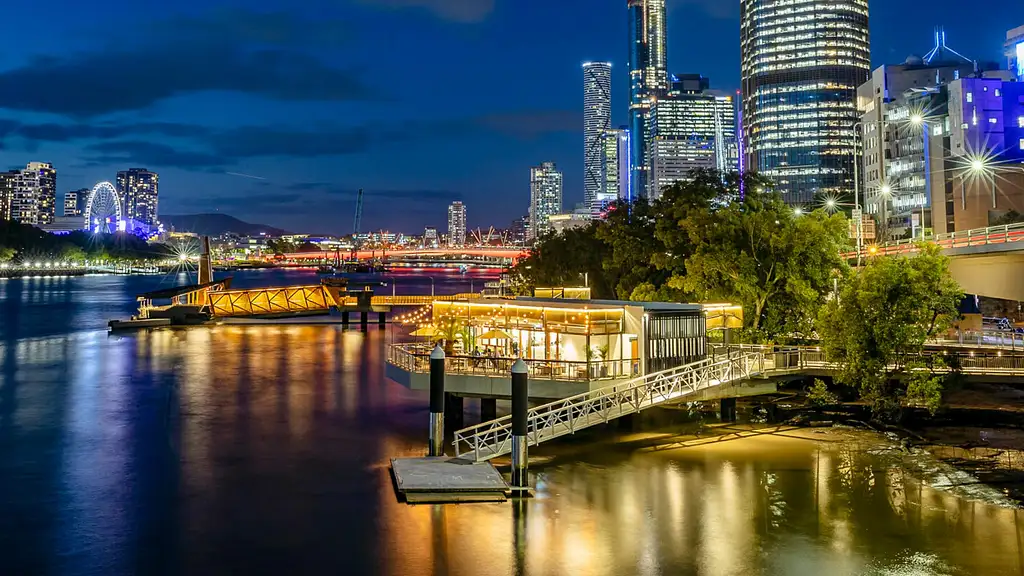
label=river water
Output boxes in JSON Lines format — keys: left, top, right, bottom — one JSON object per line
{"left": 0, "top": 270, "right": 1021, "bottom": 576}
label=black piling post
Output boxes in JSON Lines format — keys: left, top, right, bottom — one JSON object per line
{"left": 511, "top": 359, "right": 529, "bottom": 491}
{"left": 429, "top": 345, "right": 445, "bottom": 457}
{"left": 360, "top": 311, "right": 368, "bottom": 332}
{"left": 341, "top": 311, "right": 349, "bottom": 326}
{"left": 378, "top": 312, "right": 386, "bottom": 325}
{"left": 480, "top": 398, "right": 497, "bottom": 422}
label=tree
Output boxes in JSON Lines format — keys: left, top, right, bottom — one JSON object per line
{"left": 594, "top": 198, "right": 669, "bottom": 300}
{"left": 508, "top": 224, "right": 613, "bottom": 297}
{"left": 818, "top": 243, "right": 963, "bottom": 419}
{"left": 0, "top": 247, "right": 14, "bottom": 262}
{"left": 676, "top": 183, "right": 849, "bottom": 340}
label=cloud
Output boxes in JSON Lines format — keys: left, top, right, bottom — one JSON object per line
{"left": 0, "top": 13, "right": 373, "bottom": 117}
{"left": 475, "top": 110, "right": 581, "bottom": 139}
{"left": 82, "top": 141, "right": 225, "bottom": 169}
{"left": 10, "top": 121, "right": 207, "bottom": 142}
{"left": 356, "top": 0, "right": 495, "bottom": 22}
{"left": 285, "top": 183, "right": 462, "bottom": 202}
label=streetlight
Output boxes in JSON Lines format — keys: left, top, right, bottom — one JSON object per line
{"left": 429, "top": 276, "right": 435, "bottom": 297}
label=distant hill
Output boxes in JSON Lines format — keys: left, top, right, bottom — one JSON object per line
{"left": 160, "top": 214, "right": 289, "bottom": 237}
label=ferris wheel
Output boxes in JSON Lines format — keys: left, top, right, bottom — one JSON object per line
{"left": 84, "top": 181, "right": 123, "bottom": 233}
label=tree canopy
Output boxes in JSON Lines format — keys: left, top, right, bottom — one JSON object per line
{"left": 0, "top": 219, "right": 171, "bottom": 262}
{"left": 818, "top": 243, "right": 963, "bottom": 418}
{"left": 510, "top": 169, "right": 851, "bottom": 341}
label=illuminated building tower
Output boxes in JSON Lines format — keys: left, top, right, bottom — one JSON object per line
{"left": 447, "top": 201, "right": 466, "bottom": 246}
{"left": 528, "top": 162, "right": 563, "bottom": 241}
{"left": 1009, "top": 25, "right": 1024, "bottom": 82}
{"left": 12, "top": 162, "right": 56, "bottom": 225}
{"left": 63, "top": 188, "right": 88, "bottom": 218}
{"left": 423, "top": 227, "right": 439, "bottom": 249}
{"left": 116, "top": 168, "right": 159, "bottom": 226}
{"left": 0, "top": 171, "right": 16, "bottom": 221}
{"left": 601, "top": 128, "right": 632, "bottom": 209}
{"left": 628, "top": 0, "right": 668, "bottom": 198}
{"left": 740, "top": 0, "right": 870, "bottom": 205}
{"left": 648, "top": 78, "right": 737, "bottom": 199}
{"left": 583, "top": 62, "right": 612, "bottom": 210}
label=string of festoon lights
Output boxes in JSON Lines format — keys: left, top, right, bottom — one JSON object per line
{"left": 395, "top": 304, "right": 432, "bottom": 326}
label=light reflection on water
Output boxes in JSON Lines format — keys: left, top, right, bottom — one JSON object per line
{"left": 0, "top": 273, "right": 1022, "bottom": 575}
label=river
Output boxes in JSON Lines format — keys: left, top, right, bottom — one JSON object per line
{"left": 0, "top": 270, "right": 1021, "bottom": 576}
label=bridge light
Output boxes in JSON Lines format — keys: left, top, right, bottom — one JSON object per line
{"left": 868, "top": 245, "right": 878, "bottom": 255}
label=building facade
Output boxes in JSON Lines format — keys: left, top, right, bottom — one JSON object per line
{"left": 447, "top": 201, "right": 466, "bottom": 246}
{"left": 740, "top": 0, "right": 871, "bottom": 205}
{"left": 11, "top": 162, "right": 57, "bottom": 225}
{"left": 584, "top": 62, "right": 612, "bottom": 210}
{"left": 0, "top": 171, "right": 16, "bottom": 221}
{"left": 423, "top": 227, "right": 439, "bottom": 248}
{"left": 601, "top": 127, "right": 632, "bottom": 210}
{"left": 1008, "top": 25, "right": 1024, "bottom": 82}
{"left": 648, "top": 79, "right": 736, "bottom": 199}
{"left": 116, "top": 168, "right": 159, "bottom": 226}
{"left": 628, "top": 0, "right": 668, "bottom": 198}
{"left": 528, "top": 162, "right": 563, "bottom": 241}
{"left": 63, "top": 188, "right": 88, "bottom": 218}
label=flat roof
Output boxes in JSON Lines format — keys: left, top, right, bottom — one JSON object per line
{"left": 513, "top": 297, "right": 702, "bottom": 312}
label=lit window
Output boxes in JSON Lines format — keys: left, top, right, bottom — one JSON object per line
{"left": 990, "top": 117, "right": 998, "bottom": 124}
{"left": 996, "top": 89, "right": 1002, "bottom": 97}
{"left": 1019, "top": 117, "right": 1024, "bottom": 128}
{"left": 967, "top": 92, "right": 974, "bottom": 103}
{"left": 1020, "top": 138, "right": 1024, "bottom": 151}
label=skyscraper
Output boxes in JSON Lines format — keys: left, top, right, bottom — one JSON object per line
{"left": 628, "top": 0, "right": 668, "bottom": 198}
{"left": 740, "top": 0, "right": 870, "bottom": 205}
{"left": 0, "top": 171, "right": 16, "bottom": 221}
{"left": 528, "top": 162, "right": 563, "bottom": 241}
{"left": 11, "top": 162, "right": 56, "bottom": 225}
{"left": 447, "top": 201, "right": 466, "bottom": 246}
{"left": 648, "top": 76, "right": 737, "bottom": 199}
{"left": 584, "top": 62, "right": 612, "bottom": 210}
{"left": 601, "top": 128, "right": 632, "bottom": 207}
{"left": 116, "top": 168, "right": 159, "bottom": 226}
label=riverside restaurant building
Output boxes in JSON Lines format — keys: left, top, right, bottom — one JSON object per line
{"left": 386, "top": 298, "right": 741, "bottom": 400}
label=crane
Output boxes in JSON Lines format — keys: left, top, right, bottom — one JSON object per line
{"left": 353, "top": 188, "right": 364, "bottom": 237}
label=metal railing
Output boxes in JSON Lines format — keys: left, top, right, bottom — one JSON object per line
{"left": 844, "top": 222, "right": 1024, "bottom": 258}
{"left": 453, "top": 352, "right": 765, "bottom": 461}
{"left": 388, "top": 343, "right": 638, "bottom": 383}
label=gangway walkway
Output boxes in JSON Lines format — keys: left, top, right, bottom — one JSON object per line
{"left": 453, "top": 352, "right": 766, "bottom": 461}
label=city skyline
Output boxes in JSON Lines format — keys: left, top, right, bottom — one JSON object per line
{"left": 0, "top": 0, "right": 1017, "bottom": 233}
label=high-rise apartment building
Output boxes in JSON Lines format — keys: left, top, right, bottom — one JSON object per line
{"left": 63, "top": 188, "right": 88, "bottom": 218}
{"left": 528, "top": 162, "right": 563, "bottom": 241}
{"left": 584, "top": 62, "right": 612, "bottom": 210}
{"left": 628, "top": 0, "right": 668, "bottom": 198}
{"left": 447, "top": 201, "right": 466, "bottom": 246}
{"left": 11, "top": 162, "right": 56, "bottom": 225}
{"left": 0, "top": 171, "right": 16, "bottom": 221}
{"left": 1008, "top": 25, "right": 1024, "bottom": 82}
{"left": 601, "top": 128, "right": 632, "bottom": 208}
{"left": 116, "top": 168, "right": 159, "bottom": 226}
{"left": 423, "top": 227, "right": 439, "bottom": 249}
{"left": 740, "top": 0, "right": 871, "bottom": 205}
{"left": 648, "top": 76, "right": 736, "bottom": 199}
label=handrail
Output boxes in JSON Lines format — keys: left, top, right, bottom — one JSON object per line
{"left": 453, "top": 352, "right": 765, "bottom": 461}
{"left": 845, "top": 222, "right": 1024, "bottom": 258}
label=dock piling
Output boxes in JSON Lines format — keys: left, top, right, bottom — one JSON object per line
{"left": 510, "top": 359, "right": 529, "bottom": 491}
{"left": 429, "top": 345, "right": 445, "bottom": 457}
{"left": 360, "top": 311, "right": 368, "bottom": 332}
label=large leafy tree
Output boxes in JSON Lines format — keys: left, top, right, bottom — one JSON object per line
{"left": 818, "top": 244, "right": 963, "bottom": 419}
{"left": 509, "top": 225, "right": 613, "bottom": 297}
{"left": 676, "top": 183, "right": 849, "bottom": 340}
{"left": 593, "top": 198, "right": 667, "bottom": 300}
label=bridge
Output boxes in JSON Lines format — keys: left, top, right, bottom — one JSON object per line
{"left": 451, "top": 345, "right": 1024, "bottom": 461}
{"left": 848, "top": 223, "right": 1024, "bottom": 301}
{"left": 279, "top": 247, "right": 528, "bottom": 264}
{"left": 208, "top": 288, "right": 477, "bottom": 317}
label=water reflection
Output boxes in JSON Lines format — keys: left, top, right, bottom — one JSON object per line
{"left": 0, "top": 272, "right": 1021, "bottom": 575}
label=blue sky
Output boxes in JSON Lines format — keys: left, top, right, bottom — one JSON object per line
{"left": 0, "top": 0, "right": 1017, "bottom": 233}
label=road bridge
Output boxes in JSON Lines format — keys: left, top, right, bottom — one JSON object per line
{"left": 846, "top": 223, "right": 1024, "bottom": 300}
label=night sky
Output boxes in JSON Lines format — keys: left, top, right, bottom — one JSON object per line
{"left": 0, "top": 0, "right": 1017, "bottom": 234}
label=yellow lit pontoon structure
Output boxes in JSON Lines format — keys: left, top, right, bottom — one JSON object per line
{"left": 387, "top": 297, "right": 741, "bottom": 400}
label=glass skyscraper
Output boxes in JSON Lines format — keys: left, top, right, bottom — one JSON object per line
{"left": 740, "top": 0, "right": 870, "bottom": 205}
{"left": 447, "top": 201, "right": 466, "bottom": 246}
{"left": 628, "top": 0, "right": 668, "bottom": 199}
{"left": 583, "top": 62, "right": 612, "bottom": 210}
{"left": 528, "top": 162, "right": 563, "bottom": 241}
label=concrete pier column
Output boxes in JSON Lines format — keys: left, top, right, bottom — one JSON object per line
{"left": 480, "top": 398, "right": 497, "bottom": 423}
{"left": 341, "top": 311, "right": 350, "bottom": 326}
{"left": 429, "top": 345, "right": 445, "bottom": 457}
{"left": 360, "top": 311, "right": 368, "bottom": 332}
{"left": 444, "top": 393, "right": 464, "bottom": 431}
{"left": 510, "top": 359, "right": 529, "bottom": 491}
{"left": 378, "top": 312, "right": 387, "bottom": 325}
{"left": 720, "top": 397, "right": 737, "bottom": 422}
